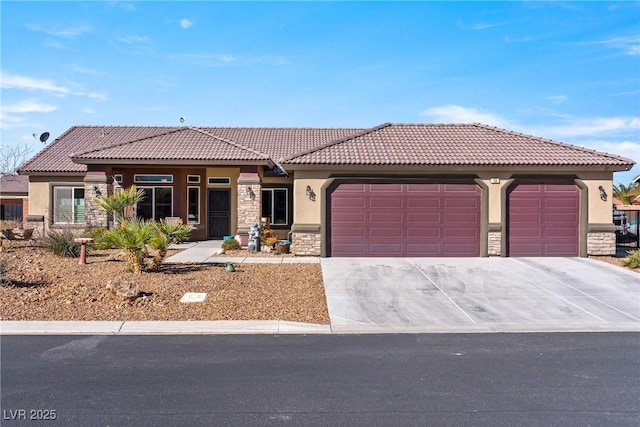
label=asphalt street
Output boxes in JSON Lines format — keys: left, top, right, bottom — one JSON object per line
{"left": 1, "top": 333, "right": 639, "bottom": 426}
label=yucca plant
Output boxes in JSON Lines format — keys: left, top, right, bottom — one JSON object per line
{"left": 613, "top": 182, "right": 640, "bottom": 205}
{"left": 43, "top": 230, "right": 81, "bottom": 258}
{"left": 147, "top": 220, "right": 193, "bottom": 270}
{"left": 97, "top": 218, "right": 155, "bottom": 273}
{"left": 94, "top": 185, "right": 146, "bottom": 227}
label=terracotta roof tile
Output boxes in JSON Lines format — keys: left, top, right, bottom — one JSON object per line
{"left": 282, "top": 123, "right": 636, "bottom": 169}
{"left": 0, "top": 174, "right": 29, "bottom": 195}
{"left": 18, "top": 123, "right": 635, "bottom": 174}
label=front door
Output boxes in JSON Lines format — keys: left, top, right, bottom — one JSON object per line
{"left": 207, "top": 189, "right": 231, "bottom": 239}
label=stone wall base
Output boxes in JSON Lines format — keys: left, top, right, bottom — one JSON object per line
{"left": 291, "top": 232, "right": 321, "bottom": 256}
{"left": 587, "top": 232, "right": 616, "bottom": 256}
{"left": 488, "top": 231, "right": 501, "bottom": 256}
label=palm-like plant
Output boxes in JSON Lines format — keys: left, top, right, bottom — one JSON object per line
{"left": 98, "top": 218, "right": 155, "bottom": 273}
{"left": 147, "top": 220, "right": 192, "bottom": 270}
{"left": 613, "top": 182, "right": 640, "bottom": 205}
{"left": 95, "top": 185, "right": 146, "bottom": 227}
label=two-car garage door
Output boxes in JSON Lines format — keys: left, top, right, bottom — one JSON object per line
{"left": 329, "top": 182, "right": 481, "bottom": 257}
{"left": 328, "top": 181, "right": 580, "bottom": 257}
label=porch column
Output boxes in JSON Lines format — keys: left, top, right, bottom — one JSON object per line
{"left": 236, "top": 169, "right": 261, "bottom": 241}
{"left": 84, "top": 172, "right": 113, "bottom": 228}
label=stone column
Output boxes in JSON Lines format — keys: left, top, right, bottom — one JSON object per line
{"left": 83, "top": 172, "right": 112, "bottom": 228}
{"left": 291, "top": 224, "right": 322, "bottom": 256}
{"left": 237, "top": 170, "right": 261, "bottom": 241}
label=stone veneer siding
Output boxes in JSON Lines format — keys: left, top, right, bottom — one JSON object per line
{"left": 83, "top": 174, "right": 111, "bottom": 228}
{"left": 488, "top": 231, "right": 501, "bottom": 256}
{"left": 587, "top": 232, "right": 616, "bottom": 256}
{"left": 291, "top": 232, "right": 322, "bottom": 256}
{"left": 236, "top": 181, "right": 261, "bottom": 235}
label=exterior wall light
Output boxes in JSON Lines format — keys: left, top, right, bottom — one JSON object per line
{"left": 598, "top": 185, "right": 607, "bottom": 201}
{"left": 306, "top": 185, "right": 316, "bottom": 201}
{"left": 246, "top": 186, "right": 256, "bottom": 200}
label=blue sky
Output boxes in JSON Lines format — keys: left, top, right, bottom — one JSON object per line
{"left": 2, "top": 1, "right": 639, "bottom": 183}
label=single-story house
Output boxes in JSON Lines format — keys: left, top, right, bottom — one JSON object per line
{"left": 0, "top": 174, "right": 29, "bottom": 227}
{"left": 18, "top": 123, "right": 635, "bottom": 257}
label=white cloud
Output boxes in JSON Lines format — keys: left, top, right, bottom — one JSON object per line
{"left": 545, "top": 95, "right": 568, "bottom": 104}
{"left": 44, "top": 40, "right": 69, "bottom": 51}
{"left": 2, "top": 99, "right": 58, "bottom": 114}
{"left": 533, "top": 116, "right": 640, "bottom": 139}
{"left": 25, "top": 23, "right": 92, "bottom": 38}
{"left": 0, "top": 112, "right": 26, "bottom": 127}
{"left": 1, "top": 71, "right": 69, "bottom": 95}
{"left": 81, "top": 108, "right": 96, "bottom": 115}
{"left": 180, "top": 18, "right": 193, "bottom": 29}
{"left": 114, "top": 35, "right": 151, "bottom": 45}
{"left": 575, "top": 35, "right": 640, "bottom": 56}
{"left": 420, "top": 104, "right": 512, "bottom": 127}
{"left": 70, "top": 65, "right": 105, "bottom": 76}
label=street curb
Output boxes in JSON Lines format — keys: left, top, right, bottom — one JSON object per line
{"left": 0, "top": 320, "right": 332, "bottom": 335}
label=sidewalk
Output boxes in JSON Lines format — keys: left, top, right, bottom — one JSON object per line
{"left": 164, "top": 240, "right": 319, "bottom": 264}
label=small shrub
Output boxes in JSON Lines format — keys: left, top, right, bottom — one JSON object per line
{"left": 222, "top": 238, "right": 241, "bottom": 251}
{"left": 43, "top": 230, "right": 81, "bottom": 258}
{"left": 622, "top": 250, "right": 640, "bottom": 269}
{"left": 83, "top": 227, "right": 111, "bottom": 249}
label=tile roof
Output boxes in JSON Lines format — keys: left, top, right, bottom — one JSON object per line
{"left": 70, "top": 128, "right": 273, "bottom": 163}
{"left": 18, "top": 123, "right": 635, "bottom": 174}
{"left": 0, "top": 174, "right": 29, "bottom": 195}
{"left": 282, "top": 123, "right": 636, "bottom": 169}
{"left": 19, "top": 125, "right": 363, "bottom": 173}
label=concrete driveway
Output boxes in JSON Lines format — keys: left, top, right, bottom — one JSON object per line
{"left": 320, "top": 257, "right": 640, "bottom": 333}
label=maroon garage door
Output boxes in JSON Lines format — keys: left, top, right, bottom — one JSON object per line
{"left": 329, "top": 183, "right": 480, "bottom": 257}
{"left": 508, "top": 183, "right": 580, "bottom": 256}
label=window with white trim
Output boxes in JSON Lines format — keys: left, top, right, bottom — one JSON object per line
{"left": 54, "top": 186, "right": 85, "bottom": 224}
{"left": 208, "top": 177, "right": 230, "bottom": 185}
{"left": 187, "top": 175, "right": 201, "bottom": 184}
{"left": 262, "top": 188, "right": 288, "bottom": 225}
{"left": 134, "top": 174, "right": 173, "bottom": 184}
{"left": 137, "top": 187, "right": 173, "bottom": 220}
{"left": 187, "top": 186, "right": 200, "bottom": 224}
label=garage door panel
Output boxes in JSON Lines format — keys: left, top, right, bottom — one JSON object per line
{"left": 370, "top": 227, "right": 404, "bottom": 238}
{"left": 333, "top": 227, "right": 365, "bottom": 238}
{"left": 369, "top": 212, "right": 403, "bottom": 223}
{"left": 508, "top": 183, "right": 579, "bottom": 256}
{"left": 333, "top": 196, "right": 366, "bottom": 208}
{"left": 330, "top": 182, "right": 480, "bottom": 257}
{"left": 406, "top": 197, "right": 441, "bottom": 208}
{"left": 333, "top": 211, "right": 366, "bottom": 222}
{"left": 444, "top": 198, "right": 479, "bottom": 209}
{"left": 370, "top": 197, "right": 403, "bottom": 208}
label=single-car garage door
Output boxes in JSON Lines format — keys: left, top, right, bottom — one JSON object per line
{"left": 329, "top": 182, "right": 480, "bottom": 257}
{"left": 508, "top": 183, "right": 579, "bottom": 256}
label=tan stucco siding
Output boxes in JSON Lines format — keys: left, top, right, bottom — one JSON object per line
{"left": 28, "top": 176, "right": 85, "bottom": 229}
{"left": 293, "top": 171, "right": 330, "bottom": 225}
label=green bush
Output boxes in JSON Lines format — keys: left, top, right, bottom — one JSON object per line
{"left": 221, "top": 238, "right": 241, "bottom": 251}
{"left": 622, "top": 250, "right": 640, "bottom": 269}
{"left": 43, "top": 230, "right": 81, "bottom": 258}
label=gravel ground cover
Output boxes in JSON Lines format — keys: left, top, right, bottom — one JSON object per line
{"left": 0, "top": 241, "right": 329, "bottom": 323}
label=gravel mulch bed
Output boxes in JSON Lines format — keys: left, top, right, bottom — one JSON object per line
{"left": 0, "top": 241, "right": 329, "bottom": 323}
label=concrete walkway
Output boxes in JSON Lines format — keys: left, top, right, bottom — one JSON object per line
{"left": 164, "top": 240, "right": 319, "bottom": 264}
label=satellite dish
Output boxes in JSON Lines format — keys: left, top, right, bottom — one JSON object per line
{"left": 32, "top": 133, "right": 38, "bottom": 139}
{"left": 179, "top": 116, "right": 186, "bottom": 124}
{"left": 39, "top": 132, "right": 50, "bottom": 143}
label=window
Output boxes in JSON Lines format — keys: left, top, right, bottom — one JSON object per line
{"left": 187, "top": 175, "right": 201, "bottom": 184}
{"left": 187, "top": 186, "right": 200, "bottom": 224}
{"left": 134, "top": 174, "right": 173, "bottom": 184}
{"left": 208, "top": 177, "right": 230, "bottom": 185}
{"left": 0, "top": 204, "right": 22, "bottom": 221}
{"left": 54, "top": 187, "right": 85, "bottom": 223}
{"left": 262, "top": 188, "right": 288, "bottom": 225}
{"left": 113, "top": 174, "right": 123, "bottom": 183}
{"left": 137, "top": 187, "right": 173, "bottom": 220}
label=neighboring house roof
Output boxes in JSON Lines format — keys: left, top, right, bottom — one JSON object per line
{"left": 0, "top": 174, "right": 29, "bottom": 196}
{"left": 283, "top": 123, "right": 635, "bottom": 169}
{"left": 18, "top": 123, "right": 635, "bottom": 174}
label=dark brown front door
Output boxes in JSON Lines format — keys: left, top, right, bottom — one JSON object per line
{"left": 207, "top": 189, "right": 230, "bottom": 239}
{"left": 329, "top": 182, "right": 481, "bottom": 257}
{"left": 508, "top": 183, "right": 579, "bottom": 256}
